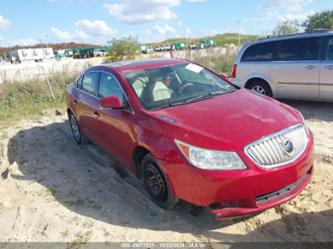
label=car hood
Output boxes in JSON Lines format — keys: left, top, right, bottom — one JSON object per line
{"left": 151, "top": 89, "right": 303, "bottom": 151}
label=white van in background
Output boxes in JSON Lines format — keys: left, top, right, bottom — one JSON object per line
{"left": 232, "top": 31, "right": 333, "bottom": 102}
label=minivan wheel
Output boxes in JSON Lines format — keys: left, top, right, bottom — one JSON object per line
{"left": 68, "top": 112, "right": 88, "bottom": 144}
{"left": 247, "top": 80, "right": 272, "bottom": 97}
{"left": 142, "top": 154, "right": 178, "bottom": 209}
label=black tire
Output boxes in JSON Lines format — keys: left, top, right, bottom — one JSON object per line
{"left": 246, "top": 79, "right": 272, "bottom": 97}
{"left": 142, "top": 154, "right": 178, "bottom": 209}
{"left": 68, "top": 111, "right": 89, "bottom": 144}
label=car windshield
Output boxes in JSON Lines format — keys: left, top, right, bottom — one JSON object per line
{"left": 124, "top": 63, "right": 237, "bottom": 110}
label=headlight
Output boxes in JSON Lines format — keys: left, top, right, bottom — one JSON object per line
{"left": 175, "top": 139, "right": 247, "bottom": 170}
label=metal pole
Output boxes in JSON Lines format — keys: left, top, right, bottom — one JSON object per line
{"left": 37, "top": 64, "right": 55, "bottom": 100}
{"left": 238, "top": 20, "right": 241, "bottom": 47}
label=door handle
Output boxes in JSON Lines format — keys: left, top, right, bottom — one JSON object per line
{"left": 305, "top": 65, "right": 317, "bottom": 70}
{"left": 93, "top": 111, "right": 100, "bottom": 118}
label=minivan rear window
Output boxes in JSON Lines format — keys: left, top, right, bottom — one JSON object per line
{"left": 277, "top": 38, "right": 320, "bottom": 61}
{"left": 241, "top": 42, "right": 275, "bottom": 62}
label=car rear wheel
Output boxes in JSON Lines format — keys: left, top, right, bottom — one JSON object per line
{"left": 142, "top": 154, "right": 178, "bottom": 209}
{"left": 68, "top": 112, "right": 88, "bottom": 144}
{"left": 247, "top": 79, "right": 272, "bottom": 97}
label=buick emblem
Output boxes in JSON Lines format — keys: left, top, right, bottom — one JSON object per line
{"left": 284, "top": 140, "right": 294, "bottom": 154}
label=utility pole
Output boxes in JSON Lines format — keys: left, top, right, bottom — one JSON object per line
{"left": 237, "top": 20, "right": 241, "bottom": 47}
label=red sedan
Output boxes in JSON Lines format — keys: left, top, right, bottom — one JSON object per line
{"left": 66, "top": 58, "right": 313, "bottom": 219}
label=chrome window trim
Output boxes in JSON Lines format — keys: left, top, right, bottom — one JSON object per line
{"left": 73, "top": 69, "right": 134, "bottom": 114}
{"left": 244, "top": 123, "right": 309, "bottom": 169}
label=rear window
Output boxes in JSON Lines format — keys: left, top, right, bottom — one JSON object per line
{"left": 277, "top": 38, "right": 320, "bottom": 61}
{"left": 81, "top": 72, "right": 100, "bottom": 96}
{"left": 241, "top": 42, "right": 275, "bottom": 62}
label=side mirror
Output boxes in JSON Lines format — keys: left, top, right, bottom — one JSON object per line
{"left": 219, "top": 73, "right": 230, "bottom": 81}
{"left": 100, "top": 96, "right": 123, "bottom": 109}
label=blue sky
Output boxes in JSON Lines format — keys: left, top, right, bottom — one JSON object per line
{"left": 0, "top": 0, "right": 332, "bottom": 47}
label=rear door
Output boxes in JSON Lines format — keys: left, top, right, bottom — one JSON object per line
{"left": 271, "top": 37, "right": 321, "bottom": 99}
{"left": 320, "top": 36, "right": 333, "bottom": 100}
{"left": 76, "top": 71, "right": 101, "bottom": 142}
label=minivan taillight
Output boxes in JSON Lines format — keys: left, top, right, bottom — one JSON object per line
{"left": 232, "top": 64, "right": 237, "bottom": 78}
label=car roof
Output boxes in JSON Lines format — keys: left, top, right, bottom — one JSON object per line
{"left": 247, "top": 30, "right": 333, "bottom": 46}
{"left": 101, "top": 58, "right": 188, "bottom": 72}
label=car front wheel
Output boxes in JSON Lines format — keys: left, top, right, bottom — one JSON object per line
{"left": 247, "top": 79, "right": 272, "bottom": 97}
{"left": 142, "top": 154, "right": 178, "bottom": 209}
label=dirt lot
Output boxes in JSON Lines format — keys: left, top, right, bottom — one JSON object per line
{"left": 0, "top": 100, "right": 332, "bottom": 245}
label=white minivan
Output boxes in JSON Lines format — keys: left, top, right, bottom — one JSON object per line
{"left": 232, "top": 31, "right": 333, "bottom": 102}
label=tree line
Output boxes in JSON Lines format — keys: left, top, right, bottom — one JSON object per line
{"left": 273, "top": 10, "right": 333, "bottom": 36}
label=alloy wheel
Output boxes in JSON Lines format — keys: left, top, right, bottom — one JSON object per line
{"left": 70, "top": 114, "right": 81, "bottom": 142}
{"left": 252, "top": 85, "right": 267, "bottom": 95}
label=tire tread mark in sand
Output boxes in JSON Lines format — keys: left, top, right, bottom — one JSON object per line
{"left": 58, "top": 123, "right": 210, "bottom": 242}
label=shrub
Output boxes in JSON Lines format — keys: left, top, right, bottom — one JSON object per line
{"left": 191, "top": 54, "right": 235, "bottom": 76}
{"left": 104, "top": 36, "right": 140, "bottom": 62}
{"left": 0, "top": 73, "right": 76, "bottom": 124}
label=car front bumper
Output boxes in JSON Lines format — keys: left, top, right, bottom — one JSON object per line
{"left": 160, "top": 135, "right": 314, "bottom": 219}
{"left": 211, "top": 168, "right": 312, "bottom": 219}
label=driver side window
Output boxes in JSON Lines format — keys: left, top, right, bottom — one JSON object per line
{"left": 99, "top": 72, "right": 126, "bottom": 104}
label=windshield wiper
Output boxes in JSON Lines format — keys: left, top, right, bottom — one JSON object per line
{"left": 182, "top": 90, "right": 233, "bottom": 104}
{"left": 149, "top": 90, "right": 236, "bottom": 110}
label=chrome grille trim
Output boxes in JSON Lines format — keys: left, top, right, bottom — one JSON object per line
{"left": 244, "top": 124, "right": 309, "bottom": 168}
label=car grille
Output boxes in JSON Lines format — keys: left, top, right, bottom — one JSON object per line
{"left": 245, "top": 124, "right": 308, "bottom": 168}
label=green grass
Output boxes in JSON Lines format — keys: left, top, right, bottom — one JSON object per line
{"left": 191, "top": 54, "right": 235, "bottom": 75}
{"left": 146, "top": 33, "right": 261, "bottom": 47}
{"left": 0, "top": 53, "right": 234, "bottom": 127}
{"left": 0, "top": 73, "right": 76, "bottom": 127}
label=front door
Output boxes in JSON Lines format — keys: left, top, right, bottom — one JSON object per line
{"left": 95, "top": 72, "right": 135, "bottom": 167}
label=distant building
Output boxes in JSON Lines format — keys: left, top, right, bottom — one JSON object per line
{"left": 9, "top": 48, "right": 54, "bottom": 63}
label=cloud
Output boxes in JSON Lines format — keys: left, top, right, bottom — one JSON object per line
{"left": 242, "top": 0, "right": 315, "bottom": 34}
{"left": 51, "top": 27, "right": 72, "bottom": 40}
{"left": 262, "top": 0, "right": 313, "bottom": 13}
{"left": 0, "top": 15, "right": 11, "bottom": 29}
{"left": 51, "top": 20, "right": 117, "bottom": 42}
{"left": 278, "top": 10, "right": 315, "bottom": 22}
{"left": 103, "top": 0, "right": 180, "bottom": 24}
{"left": 261, "top": 0, "right": 314, "bottom": 22}
{"left": 74, "top": 20, "right": 117, "bottom": 36}
{"left": 10, "top": 38, "right": 37, "bottom": 46}
{"left": 153, "top": 24, "right": 176, "bottom": 35}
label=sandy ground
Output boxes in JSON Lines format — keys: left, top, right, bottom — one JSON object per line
{"left": 0, "top": 100, "right": 332, "bottom": 245}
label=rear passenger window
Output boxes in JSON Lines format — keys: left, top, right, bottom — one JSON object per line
{"left": 241, "top": 42, "right": 275, "bottom": 62}
{"left": 99, "top": 73, "right": 126, "bottom": 104}
{"left": 277, "top": 38, "right": 320, "bottom": 61}
{"left": 76, "top": 75, "right": 83, "bottom": 88}
{"left": 81, "top": 72, "right": 100, "bottom": 95}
